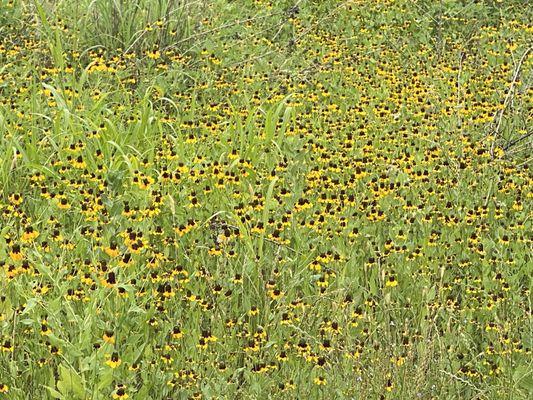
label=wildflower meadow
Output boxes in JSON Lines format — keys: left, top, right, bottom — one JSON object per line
{"left": 0, "top": 0, "right": 531, "bottom": 399}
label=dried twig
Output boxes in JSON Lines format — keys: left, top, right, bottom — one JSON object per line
{"left": 503, "top": 130, "right": 532, "bottom": 151}
{"left": 440, "top": 369, "right": 485, "bottom": 394}
{"left": 489, "top": 46, "right": 532, "bottom": 158}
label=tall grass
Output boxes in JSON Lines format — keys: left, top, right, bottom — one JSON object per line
{"left": 90, "top": 0, "right": 196, "bottom": 51}
{"left": 36, "top": 0, "right": 201, "bottom": 53}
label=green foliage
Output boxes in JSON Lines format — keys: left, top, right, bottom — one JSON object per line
{"left": 0, "top": 0, "right": 531, "bottom": 399}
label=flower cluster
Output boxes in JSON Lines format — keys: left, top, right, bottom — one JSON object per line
{"left": 0, "top": 0, "right": 531, "bottom": 398}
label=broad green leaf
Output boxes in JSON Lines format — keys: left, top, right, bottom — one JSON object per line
{"left": 57, "top": 364, "right": 85, "bottom": 399}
